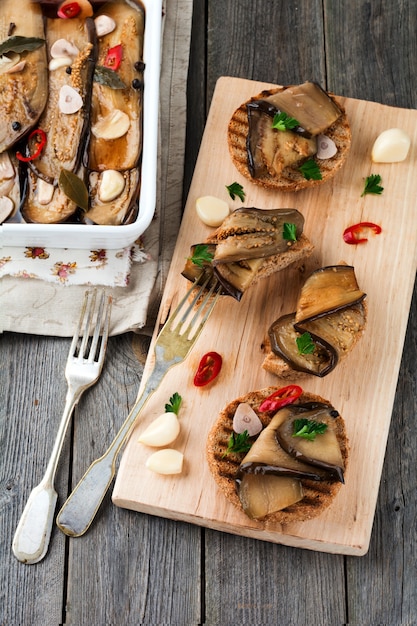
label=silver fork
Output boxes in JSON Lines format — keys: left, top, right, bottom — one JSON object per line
{"left": 55, "top": 277, "right": 222, "bottom": 538}
{"left": 12, "top": 289, "right": 112, "bottom": 564}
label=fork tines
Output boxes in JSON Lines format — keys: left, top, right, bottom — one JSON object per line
{"left": 71, "top": 289, "right": 112, "bottom": 363}
{"left": 170, "top": 278, "right": 222, "bottom": 339}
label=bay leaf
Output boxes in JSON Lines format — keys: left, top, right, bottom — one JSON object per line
{"left": 0, "top": 36, "right": 45, "bottom": 56}
{"left": 59, "top": 169, "right": 89, "bottom": 212}
{"left": 94, "top": 65, "right": 127, "bottom": 90}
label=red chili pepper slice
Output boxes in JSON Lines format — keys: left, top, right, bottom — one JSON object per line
{"left": 343, "top": 222, "right": 382, "bottom": 245}
{"left": 16, "top": 129, "right": 47, "bottom": 163}
{"left": 57, "top": 2, "right": 81, "bottom": 18}
{"left": 103, "top": 44, "right": 123, "bottom": 71}
{"left": 193, "top": 351, "right": 222, "bottom": 387}
{"left": 258, "top": 385, "right": 303, "bottom": 412}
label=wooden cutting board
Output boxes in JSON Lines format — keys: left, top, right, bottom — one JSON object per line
{"left": 113, "top": 77, "right": 417, "bottom": 555}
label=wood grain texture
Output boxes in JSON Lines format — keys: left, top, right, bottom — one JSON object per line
{"left": 113, "top": 77, "right": 417, "bottom": 556}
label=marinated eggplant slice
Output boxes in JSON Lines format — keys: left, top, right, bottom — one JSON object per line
{"left": 268, "top": 313, "right": 337, "bottom": 377}
{"left": 295, "top": 265, "right": 366, "bottom": 323}
{"left": 21, "top": 16, "right": 95, "bottom": 223}
{"left": 0, "top": 0, "right": 48, "bottom": 153}
{"left": 84, "top": 168, "right": 140, "bottom": 225}
{"left": 88, "top": 0, "right": 144, "bottom": 171}
{"left": 211, "top": 208, "right": 305, "bottom": 263}
{"left": 275, "top": 404, "right": 345, "bottom": 483}
{"left": 0, "top": 151, "right": 21, "bottom": 223}
{"left": 267, "top": 265, "right": 367, "bottom": 377}
{"left": 238, "top": 473, "right": 303, "bottom": 521}
{"left": 214, "top": 257, "right": 265, "bottom": 301}
{"left": 263, "top": 82, "right": 343, "bottom": 137}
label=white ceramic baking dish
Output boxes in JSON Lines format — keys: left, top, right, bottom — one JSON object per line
{"left": 0, "top": 0, "right": 162, "bottom": 250}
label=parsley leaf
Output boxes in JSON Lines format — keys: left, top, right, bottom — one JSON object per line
{"left": 223, "top": 430, "right": 252, "bottom": 456}
{"left": 296, "top": 332, "right": 315, "bottom": 355}
{"left": 272, "top": 111, "right": 300, "bottom": 131}
{"left": 361, "top": 174, "right": 383, "bottom": 197}
{"left": 188, "top": 244, "right": 214, "bottom": 268}
{"left": 293, "top": 418, "right": 328, "bottom": 440}
{"left": 283, "top": 222, "right": 297, "bottom": 242}
{"left": 299, "top": 159, "right": 322, "bottom": 181}
{"left": 226, "top": 181, "right": 245, "bottom": 201}
{"left": 165, "top": 392, "right": 182, "bottom": 415}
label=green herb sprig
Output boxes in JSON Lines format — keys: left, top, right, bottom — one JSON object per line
{"left": 272, "top": 112, "right": 300, "bottom": 131}
{"left": 226, "top": 181, "right": 245, "bottom": 202}
{"left": 283, "top": 222, "right": 297, "bottom": 242}
{"left": 223, "top": 430, "right": 252, "bottom": 456}
{"left": 293, "top": 418, "right": 328, "bottom": 440}
{"left": 188, "top": 244, "right": 214, "bottom": 268}
{"left": 296, "top": 332, "right": 315, "bottom": 355}
{"left": 361, "top": 174, "right": 383, "bottom": 197}
{"left": 165, "top": 392, "right": 182, "bottom": 415}
{"left": 299, "top": 159, "right": 322, "bottom": 181}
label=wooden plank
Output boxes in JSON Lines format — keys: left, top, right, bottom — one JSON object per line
{"left": 113, "top": 76, "right": 417, "bottom": 555}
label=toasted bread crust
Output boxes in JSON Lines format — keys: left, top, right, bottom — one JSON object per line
{"left": 228, "top": 87, "right": 351, "bottom": 192}
{"left": 206, "top": 387, "right": 348, "bottom": 525}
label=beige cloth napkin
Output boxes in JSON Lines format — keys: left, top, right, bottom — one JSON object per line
{"left": 0, "top": 0, "right": 192, "bottom": 337}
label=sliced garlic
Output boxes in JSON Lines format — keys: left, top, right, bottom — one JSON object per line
{"left": 138, "top": 412, "right": 180, "bottom": 447}
{"left": 49, "top": 56, "right": 73, "bottom": 71}
{"left": 145, "top": 449, "right": 184, "bottom": 475}
{"left": 0, "top": 152, "right": 15, "bottom": 180}
{"left": 50, "top": 38, "right": 79, "bottom": 59}
{"left": 5, "top": 60, "right": 26, "bottom": 74}
{"left": 37, "top": 179, "right": 55, "bottom": 206}
{"left": 233, "top": 403, "right": 263, "bottom": 436}
{"left": 98, "top": 170, "right": 125, "bottom": 202}
{"left": 0, "top": 196, "right": 14, "bottom": 223}
{"left": 196, "top": 195, "right": 230, "bottom": 227}
{"left": 94, "top": 14, "right": 116, "bottom": 37}
{"left": 316, "top": 134, "right": 337, "bottom": 159}
{"left": 0, "top": 52, "right": 21, "bottom": 74}
{"left": 91, "top": 110, "right": 130, "bottom": 140}
{"left": 371, "top": 128, "right": 411, "bottom": 163}
{"left": 59, "top": 85, "right": 83, "bottom": 114}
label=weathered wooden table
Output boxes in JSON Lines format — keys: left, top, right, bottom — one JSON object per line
{"left": 1, "top": 1, "right": 416, "bottom": 623}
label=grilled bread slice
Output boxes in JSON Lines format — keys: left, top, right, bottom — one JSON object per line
{"left": 207, "top": 387, "right": 348, "bottom": 525}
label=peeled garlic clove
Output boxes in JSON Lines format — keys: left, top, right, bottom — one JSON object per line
{"left": 0, "top": 196, "right": 15, "bottom": 223}
{"left": 98, "top": 170, "right": 125, "bottom": 202}
{"left": 95, "top": 14, "right": 116, "bottom": 37}
{"left": 59, "top": 85, "right": 83, "bottom": 114}
{"left": 371, "top": 128, "right": 411, "bottom": 163}
{"left": 0, "top": 152, "right": 15, "bottom": 180}
{"left": 233, "top": 403, "right": 263, "bottom": 436}
{"left": 50, "top": 38, "right": 79, "bottom": 59}
{"left": 316, "top": 134, "right": 337, "bottom": 159}
{"left": 138, "top": 412, "right": 180, "bottom": 447}
{"left": 49, "top": 56, "right": 73, "bottom": 71}
{"left": 145, "top": 449, "right": 184, "bottom": 475}
{"left": 196, "top": 195, "right": 230, "bottom": 227}
{"left": 37, "top": 179, "right": 55, "bottom": 205}
{"left": 5, "top": 60, "right": 26, "bottom": 74}
{"left": 91, "top": 110, "right": 130, "bottom": 140}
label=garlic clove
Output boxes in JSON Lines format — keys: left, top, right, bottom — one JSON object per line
{"left": 138, "top": 412, "right": 181, "bottom": 447}
{"left": 50, "top": 38, "right": 79, "bottom": 59}
{"left": 316, "top": 134, "right": 338, "bottom": 159}
{"left": 0, "top": 152, "right": 15, "bottom": 180}
{"left": 145, "top": 449, "right": 184, "bottom": 475}
{"left": 233, "top": 403, "right": 263, "bottom": 436}
{"left": 5, "top": 60, "right": 26, "bottom": 74}
{"left": 37, "top": 179, "right": 55, "bottom": 206}
{"left": 196, "top": 195, "right": 230, "bottom": 227}
{"left": 0, "top": 196, "right": 15, "bottom": 223}
{"left": 98, "top": 170, "right": 126, "bottom": 202}
{"left": 91, "top": 109, "right": 131, "bottom": 140}
{"left": 0, "top": 52, "right": 21, "bottom": 74}
{"left": 59, "top": 84, "right": 83, "bottom": 114}
{"left": 49, "top": 56, "right": 73, "bottom": 71}
{"left": 371, "top": 128, "right": 411, "bottom": 163}
{"left": 94, "top": 14, "right": 116, "bottom": 37}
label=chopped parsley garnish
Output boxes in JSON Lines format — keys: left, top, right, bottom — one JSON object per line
{"left": 223, "top": 430, "right": 252, "bottom": 456}
{"left": 283, "top": 222, "right": 297, "bottom": 242}
{"left": 361, "top": 174, "right": 383, "bottom": 197}
{"left": 226, "top": 181, "right": 245, "bottom": 202}
{"left": 272, "top": 111, "right": 300, "bottom": 131}
{"left": 299, "top": 159, "right": 322, "bottom": 181}
{"left": 188, "top": 244, "right": 214, "bottom": 268}
{"left": 296, "top": 331, "right": 315, "bottom": 355}
{"left": 165, "top": 392, "right": 182, "bottom": 415}
{"left": 293, "top": 418, "right": 328, "bottom": 440}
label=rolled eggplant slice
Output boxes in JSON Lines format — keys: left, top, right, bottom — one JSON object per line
{"left": 267, "top": 265, "right": 367, "bottom": 377}
{"left": 0, "top": 0, "right": 48, "bottom": 153}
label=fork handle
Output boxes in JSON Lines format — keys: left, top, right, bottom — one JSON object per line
{"left": 56, "top": 362, "right": 170, "bottom": 537}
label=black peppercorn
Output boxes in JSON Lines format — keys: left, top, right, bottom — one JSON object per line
{"left": 131, "top": 78, "right": 143, "bottom": 90}
{"left": 134, "top": 61, "right": 145, "bottom": 72}
{"left": 66, "top": 66, "right": 72, "bottom": 74}
{"left": 12, "top": 121, "right": 21, "bottom": 131}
